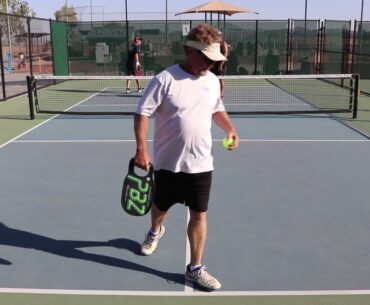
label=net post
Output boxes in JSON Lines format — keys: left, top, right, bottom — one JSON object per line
{"left": 352, "top": 74, "right": 359, "bottom": 119}
{"left": 27, "top": 76, "right": 35, "bottom": 120}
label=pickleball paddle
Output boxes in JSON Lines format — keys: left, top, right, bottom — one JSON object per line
{"left": 134, "top": 67, "right": 144, "bottom": 76}
{"left": 121, "top": 158, "right": 154, "bottom": 216}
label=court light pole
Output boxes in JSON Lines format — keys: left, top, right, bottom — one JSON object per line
{"left": 5, "top": 0, "right": 12, "bottom": 61}
{"left": 166, "top": 0, "right": 168, "bottom": 20}
{"left": 165, "top": 0, "right": 168, "bottom": 43}
{"left": 359, "top": 0, "right": 365, "bottom": 52}
{"left": 303, "top": 0, "right": 308, "bottom": 55}
{"left": 65, "top": 0, "right": 68, "bottom": 22}
{"left": 90, "top": 0, "right": 93, "bottom": 24}
{"left": 304, "top": 0, "right": 307, "bottom": 21}
{"left": 125, "top": 0, "right": 129, "bottom": 53}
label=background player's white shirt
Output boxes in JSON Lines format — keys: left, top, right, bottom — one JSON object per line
{"left": 136, "top": 64, "right": 225, "bottom": 173}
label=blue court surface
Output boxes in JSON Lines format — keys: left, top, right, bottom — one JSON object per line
{"left": 1, "top": 113, "right": 370, "bottom": 297}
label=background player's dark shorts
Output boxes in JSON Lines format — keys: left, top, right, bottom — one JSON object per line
{"left": 154, "top": 169, "right": 212, "bottom": 212}
{"left": 125, "top": 62, "right": 135, "bottom": 76}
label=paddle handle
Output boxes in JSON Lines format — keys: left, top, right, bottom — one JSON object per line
{"left": 128, "top": 158, "right": 153, "bottom": 177}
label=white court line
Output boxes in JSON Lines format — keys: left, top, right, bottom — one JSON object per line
{"left": 13, "top": 140, "right": 142, "bottom": 143}
{"left": 0, "top": 88, "right": 112, "bottom": 150}
{"left": 3, "top": 138, "right": 370, "bottom": 294}
{"left": 12, "top": 139, "right": 370, "bottom": 143}
{"left": 59, "top": 87, "right": 110, "bottom": 112}
{"left": 1, "top": 288, "right": 370, "bottom": 296}
{"left": 0, "top": 115, "right": 58, "bottom": 149}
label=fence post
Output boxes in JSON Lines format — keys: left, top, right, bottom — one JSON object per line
{"left": 286, "top": 19, "right": 291, "bottom": 74}
{"left": 254, "top": 20, "right": 258, "bottom": 74}
{"left": 315, "top": 20, "right": 320, "bottom": 74}
{"left": 318, "top": 21, "right": 325, "bottom": 74}
{"left": 351, "top": 20, "right": 358, "bottom": 75}
{"left": 49, "top": 18, "right": 55, "bottom": 76}
{"left": 0, "top": 25, "right": 6, "bottom": 100}
{"left": 27, "top": 17, "right": 33, "bottom": 75}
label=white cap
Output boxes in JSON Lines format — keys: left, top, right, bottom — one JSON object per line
{"left": 185, "top": 40, "right": 227, "bottom": 61}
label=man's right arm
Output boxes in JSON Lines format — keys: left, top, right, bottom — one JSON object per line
{"left": 134, "top": 113, "right": 151, "bottom": 171}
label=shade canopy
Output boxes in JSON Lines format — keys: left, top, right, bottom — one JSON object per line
{"left": 14, "top": 32, "right": 50, "bottom": 38}
{"left": 175, "top": 0, "right": 258, "bottom": 16}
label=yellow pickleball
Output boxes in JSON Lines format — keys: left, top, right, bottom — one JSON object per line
{"left": 223, "top": 137, "right": 234, "bottom": 149}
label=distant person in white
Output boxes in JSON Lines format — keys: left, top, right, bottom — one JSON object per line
{"left": 133, "top": 23, "right": 239, "bottom": 291}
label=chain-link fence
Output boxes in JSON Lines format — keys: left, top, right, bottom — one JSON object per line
{"left": 353, "top": 21, "right": 370, "bottom": 94}
{"left": 0, "top": 13, "right": 52, "bottom": 100}
{"left": 68, "top": 20, "right": 188, "bottom": 76}
{"left": 67, "top": 20, "right": 290, "bottom": 76}
{"left": 1, "top": 13, "right": 370, "bottom": 100}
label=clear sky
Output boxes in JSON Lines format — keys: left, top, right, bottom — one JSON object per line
{"left": 26, "top": 0, "right": 367, "bottom": 22}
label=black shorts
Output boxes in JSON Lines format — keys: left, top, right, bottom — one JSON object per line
{"left": 154, "top": 169, "right": 212, "bottom": 212}
{"left": 126, "top": 63, "right": 135, "bottom": 76}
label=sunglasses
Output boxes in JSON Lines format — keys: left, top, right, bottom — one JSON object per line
{"left": 194, "top": 49, "right": 216, "bottom": 65}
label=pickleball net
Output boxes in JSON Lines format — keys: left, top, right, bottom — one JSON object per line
{"left": 27, "top": 74, "right": 359, "bottom": 119}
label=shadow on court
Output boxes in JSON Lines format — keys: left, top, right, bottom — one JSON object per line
{"left": 0, "top": 222, "right": 184, "bottom": 285}
{"left": 0, "top": 257, "right": 12, "bottom": 265}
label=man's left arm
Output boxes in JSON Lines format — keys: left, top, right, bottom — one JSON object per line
{"left": 212, "top": 111, "right": 239, "bottom": 150}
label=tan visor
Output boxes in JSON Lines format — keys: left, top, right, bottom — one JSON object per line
{"left": 185, "top": 40, "right": 227, "bottom": 61}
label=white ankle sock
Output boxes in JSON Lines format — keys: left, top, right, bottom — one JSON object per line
{"left": 149, "top": 227, "right": 160, "bottom": 236}
{"left": 189, "top": 264, "right": 202, "bottom": 272}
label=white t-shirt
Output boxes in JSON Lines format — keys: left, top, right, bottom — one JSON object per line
{"left": 136, "top": 64, "right": 225, "bottom": 173}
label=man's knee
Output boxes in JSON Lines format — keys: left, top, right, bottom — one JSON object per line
{"left": 189, "top": 210, "right": 207, "bottom": 222}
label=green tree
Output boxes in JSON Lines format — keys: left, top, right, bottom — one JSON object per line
{"left": 0, "top": 0, "right": 12, "bottom": 13}
{"left": 11, "top": 1, "right": 35, "bottom": 16}
{"left": 0, "top": 0, "right": 35, "bottom": 51}
{"left": 0, "top": 0, "right": 35, "bottom": 16}
{"left": 55, "top": 5, "right": 77, "bottom": 22}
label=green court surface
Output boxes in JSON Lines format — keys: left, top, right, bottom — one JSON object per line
{"left": 338, "top": 92, "right": 370, "bottom": 135}
{"left": 0, "top": 96, "right": 51, "bottom": 146}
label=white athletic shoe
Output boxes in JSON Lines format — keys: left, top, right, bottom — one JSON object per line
{"left": 185, "top": 265, "right": 221, "bottom": 290}
{"left": 141, "top": 225, "right": 165, "bottom": 255}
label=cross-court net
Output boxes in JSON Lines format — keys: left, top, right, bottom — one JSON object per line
{"left": 27, "top": 74, "right": 359, "bottom": 119}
